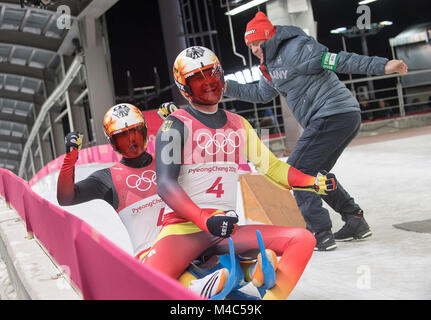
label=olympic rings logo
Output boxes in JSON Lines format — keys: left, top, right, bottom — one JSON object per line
{"left": 126, "top": 170, "right": 157, "bottom": 191}
{"left": 196, "top": 131, "right": 241, "bottom": 155}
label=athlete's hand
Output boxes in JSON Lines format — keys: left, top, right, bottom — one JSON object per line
{"left": 314, "top": 171, "right": 337, "bottom": 195}
{"left": 205, "top": 210, "right": 238, "bottom": 238}
{"left": 65, "top": 131, "right": 83, "bottom": 153}
{"left": 157, "top": 102, "right": 178, "bottom": 120}
{"left": 291, "top": 171, "right": 337, "bottom": 195}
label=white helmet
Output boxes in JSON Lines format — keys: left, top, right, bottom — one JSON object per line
{"left": 103, "top": 103, "right": 147, "bottom": 158}
{"left": 173, "top": 46, "right": 224, "bottom": 106}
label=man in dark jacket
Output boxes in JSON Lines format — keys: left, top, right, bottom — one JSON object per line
{"left": 224, "top": 11, "right": 408, "bottom": 251}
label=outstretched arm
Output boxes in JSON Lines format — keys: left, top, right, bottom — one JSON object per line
{"left": 323, "top": 51, "right": 389, "bottom": 75}
{"left": 290, "top": 34, "right": 406, "bottom": 76}
{"left": 323, "top": 50, "right": 407, "bottom": 75}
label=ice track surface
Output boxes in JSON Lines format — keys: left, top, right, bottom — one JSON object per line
{"left": 31, "top": 129, "right": 431, "bottom": 299}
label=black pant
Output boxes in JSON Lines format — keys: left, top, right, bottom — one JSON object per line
{"left": 287, "top": 112, "right": 362, "bottom": 233}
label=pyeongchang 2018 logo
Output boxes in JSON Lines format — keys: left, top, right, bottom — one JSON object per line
{"left": 126, "top": 170, "right": 156, "bottom": 192}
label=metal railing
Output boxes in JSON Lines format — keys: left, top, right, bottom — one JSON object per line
{"left": 219, "top": 96, "right": 285, "bottom": 137}
{"left": 216, "top": 68, "right": 431, "bottom": 142}
{"left": 18, "top": 55, "right": 84, "bottom": 178}
{"left": 345, "top": 69, "right": 431, "bottom": 121}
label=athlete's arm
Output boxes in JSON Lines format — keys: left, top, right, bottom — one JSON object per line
{"left": 241, "top": 117, "right": 335, "bottom": 194}
{"left": 155, "top": 116, "right": 238, "bottom": 237}
{"left": 155, "top": 117, "right": 204, "bottom": 222}
{"left": 56, "top": 148, "right": 115, "bottom": 207}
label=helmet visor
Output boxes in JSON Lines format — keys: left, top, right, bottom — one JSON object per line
{"left": 112, "top": 125, "right": 147, "bottom": 158}
{"left": 186, "top": 65, "right": 224, "bottom": 105}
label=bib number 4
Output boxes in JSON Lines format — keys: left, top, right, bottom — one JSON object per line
{"left": 206, "top": 177, "right": 225, "bottom": 198}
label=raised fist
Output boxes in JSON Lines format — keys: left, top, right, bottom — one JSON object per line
{"left": 65, "top": 131, "right": 83, "bottom": 153}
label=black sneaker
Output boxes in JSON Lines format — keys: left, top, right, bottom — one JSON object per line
{"left": 314, "top": 230, "right": 337, "bottom": 251}
{"left": 334, "top": 210, "right": 372, "bottom": 241}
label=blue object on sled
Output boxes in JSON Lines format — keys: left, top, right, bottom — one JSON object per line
{"left": 210, "top": 237, "right": 239, "bottom": 300}
{"left": 187, "top": 230, "right": 276, "bottom": 300}
{"left": 255, "top": 229, "right": 276, "bottom": 298}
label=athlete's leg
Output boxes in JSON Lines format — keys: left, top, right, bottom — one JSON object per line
{"left": 213, "top": 224, "right": 316, "bottom": 300}
{"left": 137, "top": 246, "right": 199, "bottom": 287}
{"left": 142, "top": 224, "right": 229, "bottom": 298}
{"left": 143, "top": 231, "right": 214, "bottom": 279}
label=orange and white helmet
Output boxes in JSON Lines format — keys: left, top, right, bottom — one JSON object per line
{"left": 103, "top": 103, "right": 147, "bottom": 158}
{"left": 173, "top": 46, "right": 224, "bottom": 106}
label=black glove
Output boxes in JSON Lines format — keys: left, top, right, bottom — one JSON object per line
{"left": 65, "top": 131, "right": 83, "bottom": 153}
{"left": 157, "top": 102, "right": 178, "bottom": 120}
{"left": 291, "top": 170, "right": 337, "bottom": 195}
{"left": 318, "top": 170, "right": 337, "bottom": 194}
{"left": 205, "top": 210, "right": 239, "bottom": 238}
{"left": 324, "top": 172, "right": 337, "bottom": 192}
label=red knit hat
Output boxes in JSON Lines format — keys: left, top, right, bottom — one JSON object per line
{"left": 244, "top": 11, "right": 276, "bottom": 45}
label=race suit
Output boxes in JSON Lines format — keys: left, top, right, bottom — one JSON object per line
{"left": 57, "top": 150, "right": 164, "bottom": 260}
{"left": 144, "top": 105, "right": 318, "bottom": 299}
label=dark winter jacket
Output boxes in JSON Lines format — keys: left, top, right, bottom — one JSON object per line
{"left": 224, "top": 25, "right": 388, "bottom": 128}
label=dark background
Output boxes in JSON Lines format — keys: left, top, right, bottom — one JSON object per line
{"left": 105, "top": 0, "right": 431, "bottom": 107}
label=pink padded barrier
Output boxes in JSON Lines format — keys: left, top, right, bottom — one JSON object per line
{"left": 0, "top": 168, "right": 201, "bottom": 300}
{"left": 22, "top": 192, "right": 84, "bottom": 290}
{"left": 0, "top": 169, "right": 30, "bottom": 222}
{"left": 0, "top": 171, "right": 4, "bottom": 203}
{"left": 74, "top": 221, "right": 196, "bottom": 299}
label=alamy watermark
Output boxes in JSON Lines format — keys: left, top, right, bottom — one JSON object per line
{"left": 356, "top": 5, "right": 371, "bottom": 30}
{"left": 56, "top": 5, "right": 71, "bottom": 30}
{"left": 356, "top": 265, "right": 371, "bottom": 290}
{"left": 35, "top": 1, "right": 71, "bottom": 30}
{"left": 54, "top": 265, "right": 73, "bottom": 290}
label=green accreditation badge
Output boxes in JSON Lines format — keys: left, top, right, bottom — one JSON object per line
{"left": 321, "top": 52, "right": 339, "bottom": 71}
